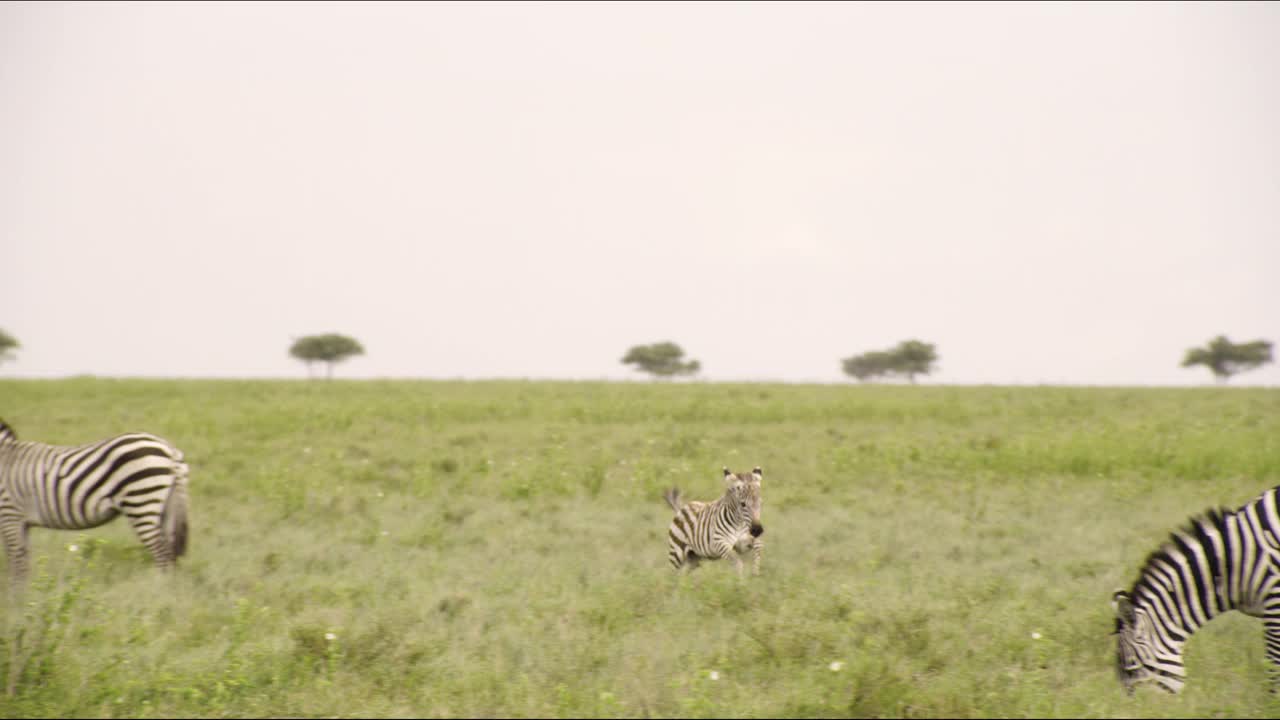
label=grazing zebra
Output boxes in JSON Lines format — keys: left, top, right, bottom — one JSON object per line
{"left": 0, "top": 418, "right": 190, "bottom": 584}
{"left": 1112, "top": 484, "right": 1280, "bottom": 694}
{"left": 664, "top": 467, "right": 764, "bottom": 576}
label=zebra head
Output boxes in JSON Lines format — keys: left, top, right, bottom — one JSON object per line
{"left": 0, "top": 418, "right": 15, "bottom": 444}
{"left": 1111, "top": 589, "right": 1186, "bottom": 695}
{"left": 723, "top": 467, "right": 764, "bottom": 538}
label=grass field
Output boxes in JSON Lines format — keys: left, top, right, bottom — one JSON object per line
{"left": 1, "top": 378, "right": 1278, "bottom": 718}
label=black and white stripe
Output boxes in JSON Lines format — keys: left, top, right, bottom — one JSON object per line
{"left": 664, "top": 467, "right": 764, "bottom": 576}
{"left": 0, "top": 418, "right": 190, "bottom": 583}
{"left": 1112, "top": 484, "right": 1280, "bottom": 694}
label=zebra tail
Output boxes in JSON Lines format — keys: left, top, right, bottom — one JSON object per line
{"left": 662, "top": 487, "right": 683, "bottom": 512}
{"left": 162, "top": 461, "right": 190, "bottom": 560}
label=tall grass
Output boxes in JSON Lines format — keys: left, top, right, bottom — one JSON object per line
{"left": 1, "top": 379, "right": 1278, "bottom": 717}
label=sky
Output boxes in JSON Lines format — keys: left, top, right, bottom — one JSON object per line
{"left": 1, "top": 1, "right": 1278, "bottom": 386}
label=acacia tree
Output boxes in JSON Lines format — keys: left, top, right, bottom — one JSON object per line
{"left": 621, "top": 341, "right": 701, "bottom": 379}
{"left": 841, "top": 350, "right": 893, "bottom": 382}
{"left": 0, "top": 328, "right": 18, "bottom": 365}
{"left": 1181, "top": 335, "right": 1273, "bottom": 384}
{"left": 289, "top": 333, "right": 365, "bottom": 379}
{"left": 891, "top": 339, "right": 939, "bottom": 384}
{"left": 841, "top": 339, "right": 938, "bottom": 384}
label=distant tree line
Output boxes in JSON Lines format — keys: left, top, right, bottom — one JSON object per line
{"left": 612, "top": 335, "right": 1274, "bottom": 384}
{"left": 4, "top": 324, "right": 1274, "bottom": 385}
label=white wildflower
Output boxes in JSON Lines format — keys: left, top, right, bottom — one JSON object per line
{"left": 324, "top": 632, "right": 337, "bottom": 641}
{"left": 708, "top": 670, "right": 720, "bottom": 681}
{"left": 829, "top": 661, "right": 844, "bottom": 672}
{"left": 68, "top": 544, "right": 79, "bottom": 552}
{"left": 1031, "top": 632, "right": 1042, "bottom": 640}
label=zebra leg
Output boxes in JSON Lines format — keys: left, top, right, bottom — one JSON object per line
{"left": 722, "top": 543, "right": 746, "bottom": 578}
{"left": 1265, "top": 617, "right": 1280, "bottom": 692}
{"left": 669, "top": 550, "right": 704, "bottom": 581}
{"left": 0, "top": 516, "right": 30, "bottom": 586}
{"left": 668, "top": 545, "right": 685, "bottom": 572}
{"left": 124, "top": 513, "right": 176, "bottom": 571}
{"left": 668, "top": 526, "right": 690, "bottom": 572}
{"left": 751, "top": 537, "right": 764, "bottom": 576}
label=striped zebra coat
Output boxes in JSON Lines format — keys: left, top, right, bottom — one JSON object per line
{"left": 0, "top": 419, "right": 190, "bottom": 584}
{"left": 664, "top": 467, "right": 764, "bottom": 576}
{"left": 1112, "top": 484, "right": 1280, "bottom": 694}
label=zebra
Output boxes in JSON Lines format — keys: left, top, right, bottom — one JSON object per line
{"left": 663, "top": 467, "right": 764, "bottom": 576}
{"left": 0, "top": 418, "right": 190, "bottom": 584}
{"left": 1112, "top": 484, "right": 1280, "bottom": 695}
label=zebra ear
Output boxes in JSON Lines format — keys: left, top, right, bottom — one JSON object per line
{"left": 1112, "top": 590, "right": 1136, "bottom": 624}
{"left": 752, "top": 467, "right": 763, "bottom": 479}
{"left": 723, "top": 467, "right": 732, "bottom": 477}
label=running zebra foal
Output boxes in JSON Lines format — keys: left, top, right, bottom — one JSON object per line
{"left": 0, "top": 419, "right": 190, "bottom": 584}
{"left": 1112, "top": 483, "right": 1280, "bottom": 694}
{"left": 664, "top": 467, "right": 764, "bottom": 576}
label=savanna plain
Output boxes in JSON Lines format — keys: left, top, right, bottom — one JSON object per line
{"left": 1, "top": 379, "right": 1278, "bottom": 718}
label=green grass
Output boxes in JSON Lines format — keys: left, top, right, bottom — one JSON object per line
{"left": 1, "top": 378, "right": 1279, "bottom": 717}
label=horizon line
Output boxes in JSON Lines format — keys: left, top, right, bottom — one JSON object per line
{"left": 0, "top": 373, "right": 1275, "bottom": 390}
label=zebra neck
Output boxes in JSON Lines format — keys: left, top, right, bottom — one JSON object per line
{"left": 1139, "top": 594, "right": 1198, "bottom": 650}
{"left": 1131, "top": 504, "right": 1258, "bottom": 644}
{"left": 1132, "top": 568, "right": 1226, "bottom": 652}
{"left": 711, "top": 496, "right": 744, "bottom": 527}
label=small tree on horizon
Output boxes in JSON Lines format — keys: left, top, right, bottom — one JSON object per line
{"left": 621, "top": 341, "right": 701, "bottom": 379}
{"left": 0, "top": 330, "right": 18, "bottom": 366}
{"left": 891, "top": 339, "right": 939, "bottom": 384}
{"left": 289, "top": 333, "right": 365, "bottom": 379}
{"left": 0, "top": 328, "right": 18, "bottom": 365}
{"left": 1181, "top": 335, "right": 1273, "bottom": 384}
{"left": 841, "top": 350, "right": 893, "bottom": 382}
{"left": 841, "top": 339, "right": 939, "bottom": 384}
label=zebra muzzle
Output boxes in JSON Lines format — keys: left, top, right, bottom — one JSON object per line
{"left": 750, "top": 523, "right": 764, "bottom": 537}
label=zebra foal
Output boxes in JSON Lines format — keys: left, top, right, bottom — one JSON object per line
{"left": 664, "top": 467, "right": 764, "bottom": 576}
{"left": 1112, "top": 483, "right": 1280, "bottom": 694}
{"left": 0, "top": 419, "right": 190, "bottom": 584}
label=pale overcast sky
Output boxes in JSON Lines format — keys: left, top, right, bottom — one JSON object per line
{"left": 2, "top": 1, "right": 1277, "bottom": 385}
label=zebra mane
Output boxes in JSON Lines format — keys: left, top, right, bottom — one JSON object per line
{"left": 1128, "top": 505, "right": 1233, "bottom": 598}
